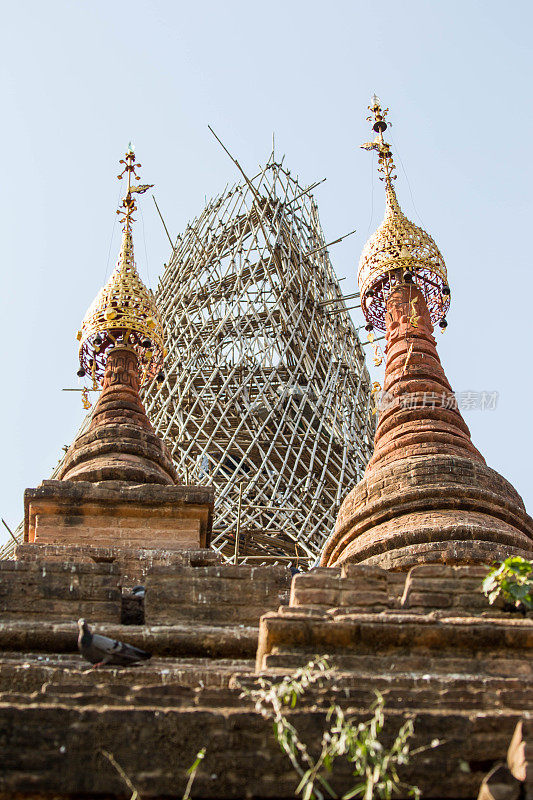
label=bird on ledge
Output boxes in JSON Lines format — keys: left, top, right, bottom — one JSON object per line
{"left": 77, "top": 619, "right": 151, "bottom": 668}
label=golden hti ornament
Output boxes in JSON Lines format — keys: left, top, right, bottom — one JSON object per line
{"left": 358, "top": 96, "right": 450, "bottom": 331}
{"left": 76, "top": 146, "right": 164, "bottom": 385}
{"left": 80, "top": 387, "right": 92, "bottom": 410}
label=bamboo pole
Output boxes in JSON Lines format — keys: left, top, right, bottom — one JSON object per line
{"left": 1, "top": 519, "right": 18, "bottom": 545}
{"left": 233, "top": 481, "right": 243, "bottom": 565}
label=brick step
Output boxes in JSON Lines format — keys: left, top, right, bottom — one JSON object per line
{"left": 256, "top": 611, "right": 533, "bottom": 672}
{"left": 0, "top": 653, "right": 255, "bottom": 692}
{"left": 0, "top": 620, "right": 259, "bottom": 659}
{"left": 0, "top": 702, "right": 529, "bottom": 799}
{"left": 3, "top": 678, "right": 531, "bottom": 714}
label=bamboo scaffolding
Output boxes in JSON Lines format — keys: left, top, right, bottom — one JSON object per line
{"left": 142, "top": 159, "right": 375, "bottom": 566}
{"left": 0, "top": 160, "right": 376, "bottom": 565}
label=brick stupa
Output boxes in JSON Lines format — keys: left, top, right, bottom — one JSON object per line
{"left": 321, "top": 99, "right": 533, "bottom": 569}
{"left": 24, "top": 148, "right": 213, "bottom": 556}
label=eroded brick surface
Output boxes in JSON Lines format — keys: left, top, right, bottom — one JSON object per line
{"left": 24, "top": 480, "right": 214, "bottom": 551}
{"left": 321, "top": 287, "right": 533, "bottom": 569}
{"left": 57, "top": 347, "right": 177, "bottom": 485}
{"left": 17, "top": 542, "right": 221, "bottom": 586}
{"left": 0, "top": 560, "right": 121, "bottom": 622}
{"left": 1, "top": 544, "right": 532, "bottom": 799}
{"left": 145, "top": 563, "right": 291, "bottom": 626}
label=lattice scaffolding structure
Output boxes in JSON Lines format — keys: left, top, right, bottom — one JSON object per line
{"left": 142, "top": 159, "right": 376, "bottom": 564}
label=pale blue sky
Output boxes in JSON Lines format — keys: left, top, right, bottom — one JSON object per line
{"left": 1, "top": 0, "right": 532, "bottom": 544}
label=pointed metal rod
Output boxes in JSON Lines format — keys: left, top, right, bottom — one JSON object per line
{"left": 152, "top": 195, "right": 175, "bottom": 249}
{"left": 329, "top": 304, "right": 361, "bottom": 315}
{"left": 208, "top": 126, "right": 274, "bottom": 219}
{"left": 208, "top": 125, "right": 276, "bottom": 256}
{"left": 234, "top": 480, "right": 244, "bottom": 564}
{"left": 208, "top": 125, "right": 250, "bottom": 184}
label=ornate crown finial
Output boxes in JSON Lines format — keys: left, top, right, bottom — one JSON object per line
{"left": 361, "top": 95, "right": 397, "bottom": 184}
{"left": 358, "top": 97, "right": 451, "bottom": 331}
{"left": 76, "top": 148, "right": 165, "bottom": 387}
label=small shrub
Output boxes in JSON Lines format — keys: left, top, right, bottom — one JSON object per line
{"left": 238, "top": 658, "right": 439, "bottom": 800}
{"left": 482, "top": 556, "right": 533, "bottom": 611}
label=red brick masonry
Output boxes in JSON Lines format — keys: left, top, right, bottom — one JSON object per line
{"left": 321, "top": 285, "right": 533, "bottom": 568}
{"left": 58, "top": 347, "right": 177, "bottom": 485}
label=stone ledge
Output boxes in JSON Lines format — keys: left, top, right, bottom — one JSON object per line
{"left": 145, "top": 563, "right": 291, "bottom": 626}
{"left": 256, "top": 611, "right": 533, "bottom": 671}
{"left": 288, "top": 564, "right": 532, "bottom": 618}
{"left": 26, "top": 479, "right": 214, "bottom": 507}
{"left": 0, "top": 621, "right": 258, "bottom": 659}
{"left": 16, "top": 544, "right": 221, "bottom": 586}
{"left": 0, "top": 560, "right": 120, "bottom": 575}
{"left": 0, "top": 560, "right": 122, "bottom": 623}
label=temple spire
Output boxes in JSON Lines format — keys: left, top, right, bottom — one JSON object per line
{"left": 320, "top": 99, "right": 533, "bottom": 569}
{"left": 60, "top": 148, "right": 176, "bottom": 485}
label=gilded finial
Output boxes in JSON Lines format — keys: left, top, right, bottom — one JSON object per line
{"left": 76, "top": 148, "right": 164, "bottom": 387}
{"left": 116, "top": 145, "right": 154, "bottom": 231}
{"left": 361, "top": 95, "right": 397, "bottom": 184}
{"left": 357, "top": 96, "right": 450, "bottom": 331}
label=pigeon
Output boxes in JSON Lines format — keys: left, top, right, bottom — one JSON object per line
{"left": 290, "top": 567, "right": 300, "bottom": 576}
{"left": 131, "top": 585, "right": 146, "bottom": 599}
{"left": 77, "top": 619, "right": 151, "bottom": 668}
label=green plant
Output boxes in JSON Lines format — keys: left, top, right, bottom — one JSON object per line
{"left": 237, "top": 659, "right": 438, "bottom": 800}
{"left": 482, "top": 557, "right": 533, "bottom": 611}
{"left": 182, "top": 747, "right": 206, "bottom": 800}
{"left": 100, "top": 746, "right": 206, "bottom": 800}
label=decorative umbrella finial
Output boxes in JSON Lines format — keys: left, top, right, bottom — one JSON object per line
{"left": 358, "top": 97, "right": 450, "bottom": 331}
{"left": 76, "top": 149, "right": 164, "bottom": 386}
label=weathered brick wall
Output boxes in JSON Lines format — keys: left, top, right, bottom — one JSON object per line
{"left": 25, "top": 481, "right": 214, "bottom": 551}
{"left": 31, "top": 507, "right": 201, "bottom": 550}
{"left": 257, "top": 564, "right": 533, "bottom": 671}
{"left": 290, "top": 563, "right": 522, "bottom": 616}
{"left": 0, "top": 684, "right": 530, "bottom": 799}
{"left": 16, "top": 543, "right": 221, "bottom": 586}
{"left": 0, "top": 561, "right": 121, "bottom": 622}
{"left": 145, "top": 564, "right": 291, "bottom": 626}
{"left": 0, "top": 561, "right": 532, "bottom": 798}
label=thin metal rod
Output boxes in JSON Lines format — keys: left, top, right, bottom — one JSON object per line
{"left": 207, "top": 125, "right": 273, "bottom": 248}
{"left": 234, "top": 481, "right": 243, "bottom": 564}
{"left": 245, "top": 505, "right": 300, "bottom": 512}
{"left": 1, "top": 519, "right": 18, "bottom": 544}
{"left": 234, "top": 556, "right": 299, "bottom": 561}
{"left": 152, "top": 195, "right": 174, "bottom": 249}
